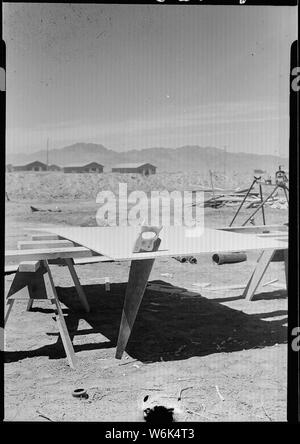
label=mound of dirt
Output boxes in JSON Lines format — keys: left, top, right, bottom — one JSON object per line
{"left": 6, "top": 171, "right": 250, "bottom": 201}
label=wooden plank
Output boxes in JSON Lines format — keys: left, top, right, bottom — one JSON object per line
{"left": 54, "top": 314, "right": 77, "bottom": 369}
{"left": 4, "top": 264, "right": 19, "bottom": 275}
{"left": 5, "top": 256, "right": 112, "bottom": 267}
{"left": 18, "top": 261, "right": 41, "bottom": 273}
{"left": 215, "top": 196, "right": 260, "bottom": 203}
{"left": 206, "top": 284, "right": 247, "bottom": 291}
{"left": 256, "top": 232, "right": 288, "bottom": 238}
{"left": 18, "top": 240, "right": 74, "bottom": 250}
{"left": 64, "top": 258, "right": 90, "bottom": 313}
{"left": 219, "top": 224, "right": 288, "bottom": 234}
{"left": 5, "top": 256, "right": 111, "bottom": 272}
{"left": 262, "top": 278, "right": 279, "bottom": 287}
{"left": 5, "top": 246, "right": 91, "bottom": 262}
{"left": 268, "top": 282, "right": 286, "bottom": 289}
{"left": 5, "top": 299, "right": 15, "bottom": 326}
{"left": 242, "top": 249, "right": 275, "bottom": 301}
{"left": 191, "top": 282, "right": 211, "bottom": 288}
{"left": 201, "top": 278, "right": 278, "bottom": 292}
{"left": 31, "top": 234, "right": 59, "bottom": 241}
{"left": 73, "top": 255, "right": 113, "bottom": 265}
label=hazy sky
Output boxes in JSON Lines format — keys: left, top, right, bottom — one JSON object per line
{"left": 3, "top": 3, "right": 297, "bottom": 156}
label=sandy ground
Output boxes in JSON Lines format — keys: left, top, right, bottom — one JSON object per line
{"left": 4, "top": 199, "right": 288, "bottom": 422}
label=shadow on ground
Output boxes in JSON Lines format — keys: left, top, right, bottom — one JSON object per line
{"left": 5, "top": 280, "right": 287, "bottom": 364}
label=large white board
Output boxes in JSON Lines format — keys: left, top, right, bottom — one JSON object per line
{"left": 35, "top": 226, "right": 287, "bottom": 261}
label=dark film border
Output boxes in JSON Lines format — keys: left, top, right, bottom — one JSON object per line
{"left": 288, "top": 39, "right": 299, "bottom": 424}
{"left": 0, "top": 3, "right": 5, "bottom": 425}
{"left": 0, "top": 1, "right": 298, "bottom": 426}
{"left": 4, "top": 1, "right": 296, "bottom": 5}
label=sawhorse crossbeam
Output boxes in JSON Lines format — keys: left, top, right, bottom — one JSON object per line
{"left": 17, "top": 237, "right": 90, "bottom": 313}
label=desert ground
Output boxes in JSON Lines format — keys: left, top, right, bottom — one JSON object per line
{"left": 4, "top": 173, "right": 288, "bottom": 422}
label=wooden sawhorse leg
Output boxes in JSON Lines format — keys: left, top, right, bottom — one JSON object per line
{"left": 5, "top": 262, "right": 44, "bottom": 325}
{"left": 115, "top": 258, "right": 156, "bottom": 359}
{"left": 284, "top": 248, "right": 288, "bottom": 291}
{"left": 242, "top": 249, "right": 275, "bottom": 301}
{"left": 64, "top": 258, "right": 90, "bottom": 313}
{"left": 26, "top": 298, "right": 34, "bottom": 311}
{"left": 43, "top": 260, "right": 77, "bottom": 369}
{"left": 5, "top": 299, "right": 15, "bottom": 326}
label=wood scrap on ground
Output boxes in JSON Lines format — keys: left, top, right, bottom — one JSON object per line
{"left": 30, "top": 205, "right": 62, "bottom": 213}
{"left": 215, "top": 385, "right": 225, "bottom": 401}
{"left": 193, "top": 186, "right": 288, "bottom": 210}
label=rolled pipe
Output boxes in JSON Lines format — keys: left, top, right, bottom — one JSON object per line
{"left": 174, "top": 256, "right": 187, "bottom": 263}
{"left": 173, "top": 256, "right": 197, "bottom": 263}
{"left": 212, "top": 251, "right": 247, "bottom": 265}
{"left": 188, "top": 256, "right": 197, "bottom": 264}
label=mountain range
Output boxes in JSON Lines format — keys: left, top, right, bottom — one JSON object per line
{"left": 6, "top": 143, "right": 288, "bottom": 174}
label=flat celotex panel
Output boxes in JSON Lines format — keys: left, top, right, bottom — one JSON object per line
{"left": 36, "top": 226, "right": 287, "bottom": 261}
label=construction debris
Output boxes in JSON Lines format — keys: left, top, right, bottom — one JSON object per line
{"left": 30, "top": 206, "right": 62, "bottom": 213}
{"left": 212, "top": 251, "right": 247, "bottom": 265}
{"left": 215, "top": 385, "right": 225, "bottom": 401}
{"left": 262, "top": 278, "right": 278, "bottom": 287}
{"left": 192, "top": 282, "right": 211, "bottom": 288}
{"left": 72, "top": 388, "right": 88, "bottom": 399}
{"left": 104, "top": 277, "right": 110, "bottom": 291}
{"left": 160, "top": 272, "right": 173, "bottom": 278}
{"left": 173, "top": 256, "right": 197, "bottom": 264}
{"left": 193, "top": 185, "right": 288, "bottom": 210}
{"left": 36, "top": 409, "right": 55, "bottom": 422}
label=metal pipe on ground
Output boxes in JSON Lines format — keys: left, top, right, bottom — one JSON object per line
{"left": 174, "top": 256, "right": 188, "bottom": 263}
{"left": 173, "top": 256, "right": 197, "bottom": 264}
{"left": 212, "top": 251, "right": 247, "bottom": 265}
{"left": 188, "top": 256, "right": 197, "bottom": 264}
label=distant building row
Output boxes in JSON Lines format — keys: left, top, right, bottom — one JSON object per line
{"left": 6, "top": 161, "right": 157, "bottom": 175}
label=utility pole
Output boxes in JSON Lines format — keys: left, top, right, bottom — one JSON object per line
{"left": 209, "top": 169, "right": 216, "bottom": 202}
{"left": 223, "top": 145, "right": 227, "bottom": 176}
{"left": 46, "top": 138, "right": 49, "bottom": 170}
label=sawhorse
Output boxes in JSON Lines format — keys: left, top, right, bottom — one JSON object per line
{"left": 5, "top": 259, "right": 77, "bottom": 369}
{"left": 242, "top": 248, "right": 288, "bottom": 301}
